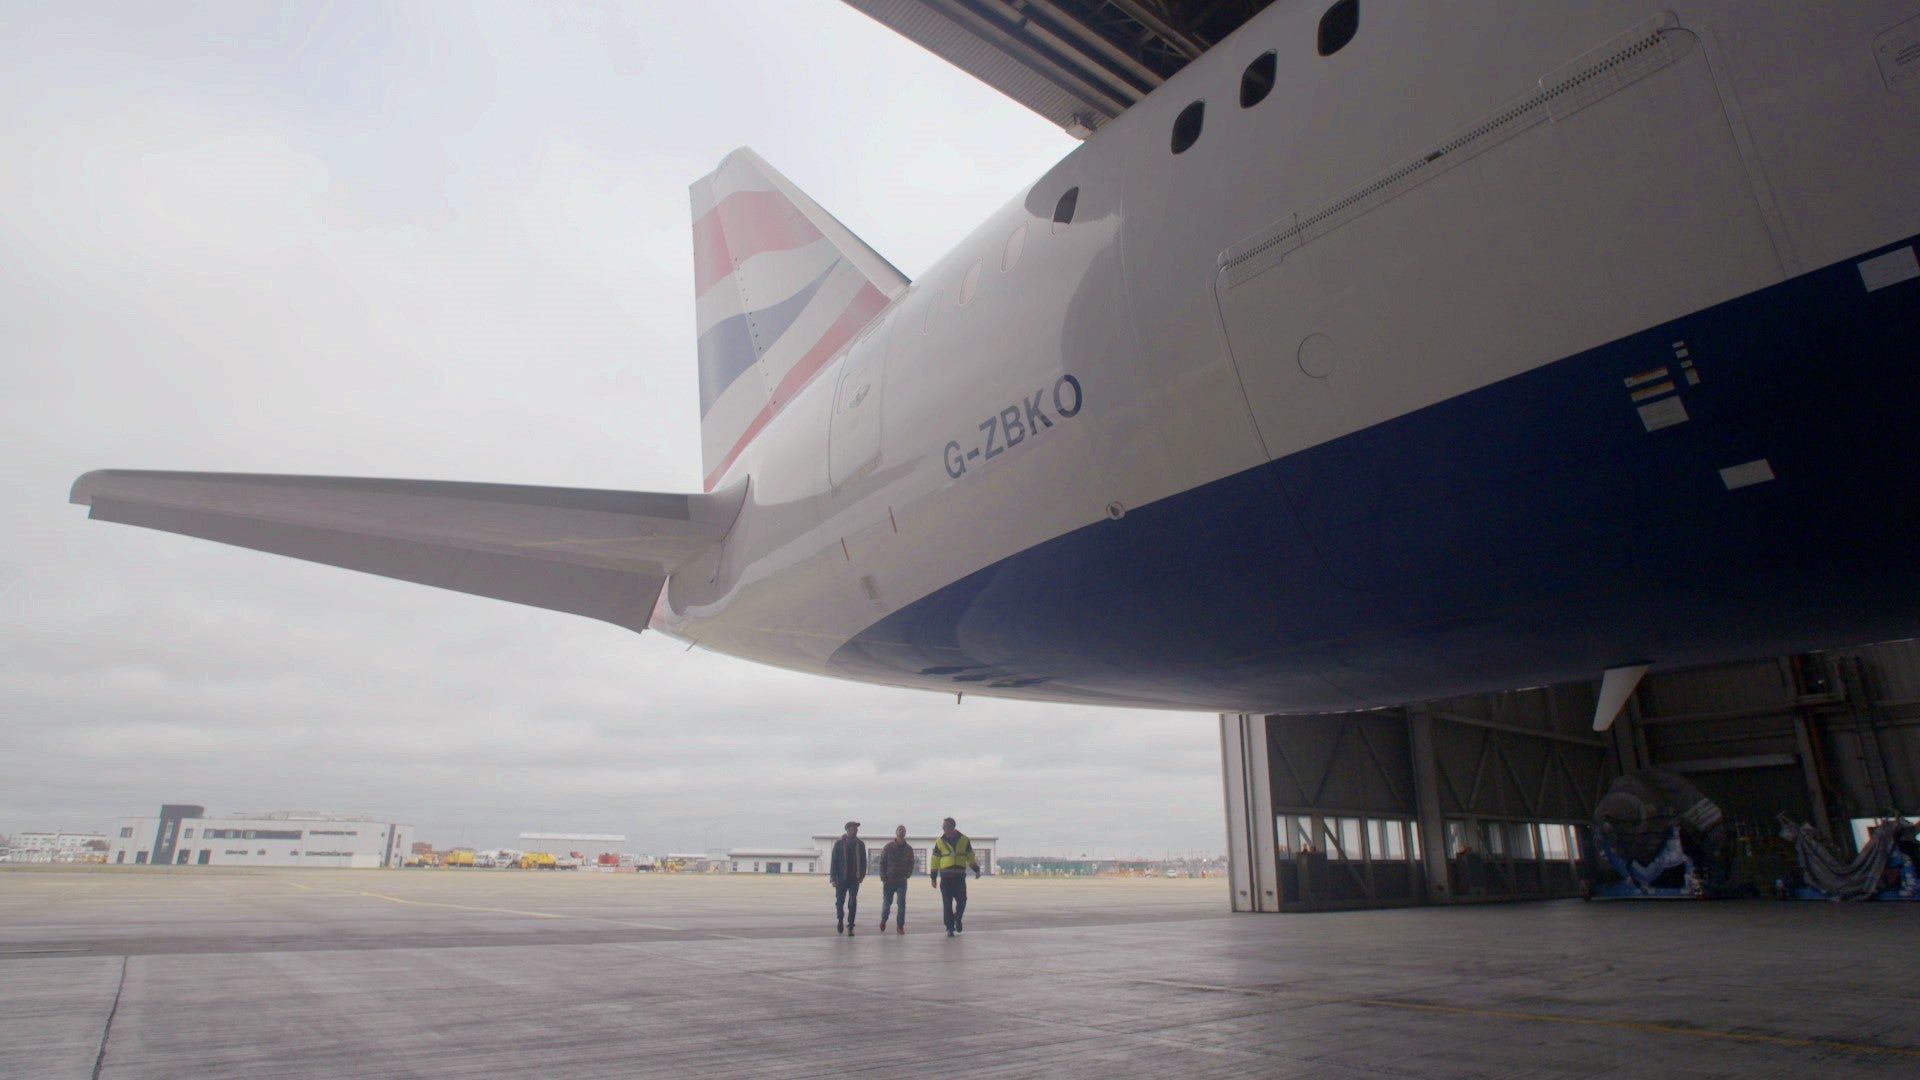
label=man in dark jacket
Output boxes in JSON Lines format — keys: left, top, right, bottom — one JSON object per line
{"left": 877, "top": 825, "right": 916, "bottom": 934}
{"left": 829, "top": 821, "right": 867, "bottom": 934}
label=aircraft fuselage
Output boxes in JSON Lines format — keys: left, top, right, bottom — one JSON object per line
{"left": 665, "top": 1, "right": 1920, "bottom": 712}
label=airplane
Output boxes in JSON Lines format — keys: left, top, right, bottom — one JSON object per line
{"left": 71, "top": 1, "right": 1920, "bottom": 724}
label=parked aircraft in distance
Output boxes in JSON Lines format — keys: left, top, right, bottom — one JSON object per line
{"left": 73, "top": 2, "right": 1920, "bottom": 724}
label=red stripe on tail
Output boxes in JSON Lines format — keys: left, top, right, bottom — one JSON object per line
{"left": 691, "top": 190, "right": 825, "bottom": 296}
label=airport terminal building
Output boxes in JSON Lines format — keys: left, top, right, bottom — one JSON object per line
{"left": 109, "top": 804, "right": 412, "bottom": 869}
{"left": 1, "top": 831, "right": 109, "bottom": 863}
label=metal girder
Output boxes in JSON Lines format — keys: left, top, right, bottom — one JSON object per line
{"left": 842, "top": 0, "right": 1275, "bottom": 135}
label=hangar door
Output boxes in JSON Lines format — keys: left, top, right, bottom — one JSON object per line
{"left": 1265, "top": 683, "right": 1609, "bottom": 911}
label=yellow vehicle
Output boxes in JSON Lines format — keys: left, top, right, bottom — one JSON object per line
{"left": 518, "top": 852, "right": 557, "bottom": 870}
{"left": 445, "top": 848, "right": 476, "bottom": 868}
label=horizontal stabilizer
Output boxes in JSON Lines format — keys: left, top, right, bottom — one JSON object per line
{"left": 69, "top": 470, "right": 746, "bottom": 632}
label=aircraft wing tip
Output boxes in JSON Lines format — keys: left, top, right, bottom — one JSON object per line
{"left": 70, "top": 469, "right": 115, "bottom": 507}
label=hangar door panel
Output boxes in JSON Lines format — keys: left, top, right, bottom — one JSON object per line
{"left": 1265, "top": 712, "right": 1422, "bottom": 909}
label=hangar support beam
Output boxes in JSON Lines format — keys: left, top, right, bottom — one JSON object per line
{"left": 1405, "top": 703, "right": 1451, "bottom": 903}
{"left": 1220, "top": 713, "right": 1279, "bottom": 911}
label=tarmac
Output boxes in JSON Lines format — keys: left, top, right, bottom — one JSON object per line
{"left": 2, "top": 865, "right": 1917, "bottom": 1079}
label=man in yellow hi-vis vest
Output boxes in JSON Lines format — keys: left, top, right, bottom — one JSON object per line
{"left": 929, "top": 816, "right": 981, "bottom": 937}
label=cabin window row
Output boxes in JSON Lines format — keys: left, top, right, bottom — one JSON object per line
{"left": 1170, "top": 0, "right": 1360, "bottom": 155}
{"left": 935, "top": 0, "right": 1359, "bottom": 319}
{"left": 923, "top": 185, "right": 1081, "bottom": 334}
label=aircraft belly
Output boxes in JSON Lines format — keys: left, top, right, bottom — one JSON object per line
{"left": 827, "top": 236, "right": 1920, "bottom": 711}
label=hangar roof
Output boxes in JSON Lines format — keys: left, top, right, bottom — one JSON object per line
{"left": 842, "top": 0, "right": 1276, "bottom": 136}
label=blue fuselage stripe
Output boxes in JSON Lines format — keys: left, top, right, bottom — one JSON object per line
{"left": 829, "top": 238, "right": 1920, "bottom": 711}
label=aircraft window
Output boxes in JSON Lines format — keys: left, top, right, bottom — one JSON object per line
{"left": 1002, "top": 222, "right": 1027, "bottom": 271}
{"left": 958, "top": 259, "right": 982, "bottom": 305}
{"left": 1318, "top": 0, "right": 1358, "bottom": 57}
{"left": 1170, "top": 100, "right": 1205, "bottom": 154}
{"left": 1240, "top": 51, "right": 1276, "bottom": 108}
{"left": 1051, "top": 187, "right": 1078, "bottom": 234}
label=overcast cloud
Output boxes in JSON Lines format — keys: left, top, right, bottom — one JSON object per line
{"left": 0, "top": 1, "right": 1222, "bottom": 859}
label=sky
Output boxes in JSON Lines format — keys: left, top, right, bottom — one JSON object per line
{"left": 0, "top": 1, "right": 1224, "bottom": 858}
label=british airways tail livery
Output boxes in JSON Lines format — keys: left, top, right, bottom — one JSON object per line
{"left": 692, "top": 148, "right": 909, "bottom": 493}
{"left": 71, "top": 2, "right": 1920, "bottom": 717}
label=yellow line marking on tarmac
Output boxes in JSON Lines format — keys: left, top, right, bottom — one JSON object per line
{"left": 1126, "top": 977, "right": 1920, "bottom": 1059}
{"left": 351, "top": 890, "right": 676, "bottom": 929}
{"left": 284, "top": 882, "right": 312, "bottom": 891}
{"left": 352, "top": 891, "right": 568, "bottom": 919}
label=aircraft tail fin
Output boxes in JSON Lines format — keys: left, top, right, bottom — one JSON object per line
{"left": 691, "top": 147, "right": 907, "bottom": 491}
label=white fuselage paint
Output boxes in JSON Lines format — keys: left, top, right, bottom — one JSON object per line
{"left": 656, "top": 1, "right": 1920, "bottom": 710}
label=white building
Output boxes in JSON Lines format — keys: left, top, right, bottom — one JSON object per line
{"left": 726, "top": 848, "right": 822, "bottom": 874}
{"left": 3, "top": 831, "right": 109, "bottom": 863}
{"left": 109, "top": 804, "right": 412, "bottom": 869}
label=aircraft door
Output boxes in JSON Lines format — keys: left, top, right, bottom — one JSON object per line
{"left": 827, "top": 311, "right": 896, "bottom": 489}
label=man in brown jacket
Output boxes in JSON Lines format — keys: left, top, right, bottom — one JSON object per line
{"left": 877, "top": 825, "right": 916, "bottom": 934}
